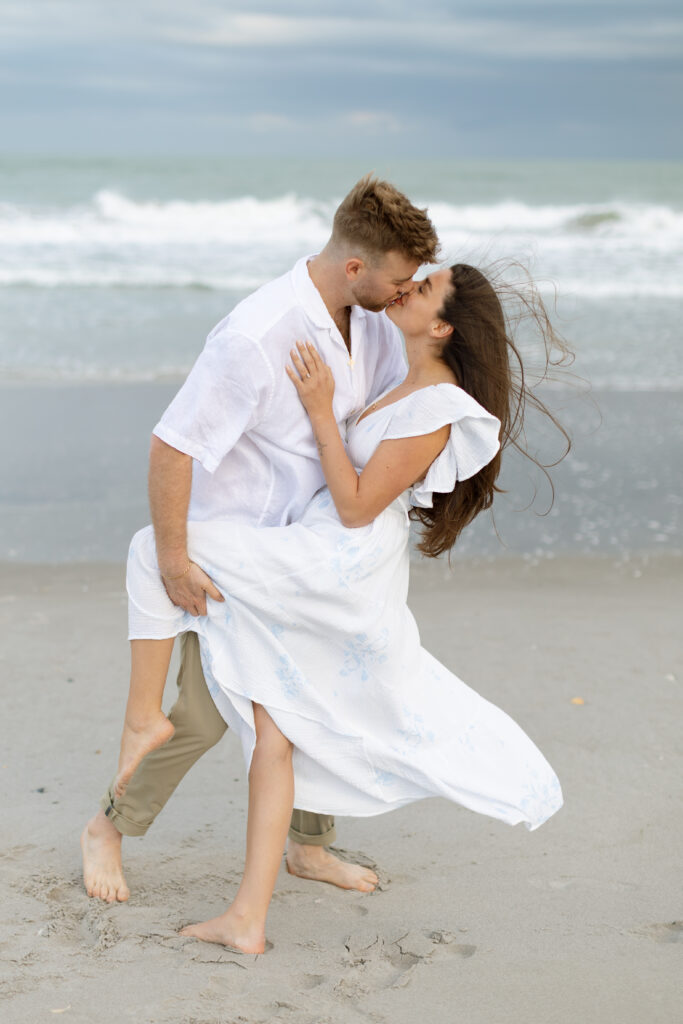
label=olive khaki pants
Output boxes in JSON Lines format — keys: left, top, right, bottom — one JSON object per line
{"left": 100, "top": 631, "right": 336, "bottom": 847}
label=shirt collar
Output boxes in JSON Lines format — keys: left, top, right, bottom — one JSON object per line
{"left": 291, "top": 255, "right": 368, "bottom": 332}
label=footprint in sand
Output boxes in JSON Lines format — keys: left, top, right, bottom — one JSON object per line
{"left": 639, "top": 921, "right": 683, "bottom": 943}
{"left": 0, "top": 843, "right": 38, "bottom": 861}
{"left": 80, "top": 905, "right": 122, "bottom": 951}
{"left": 430, "top": 929, "right": 477, "bottom": 958}
{"left": 301, "top": 973, "right": 327, "bottom": 989}
{"left": 341, "top": 926, "right": 477, "bottom": 991}
{"left": 344, "top": 928, "right": 385, "bottom": 959}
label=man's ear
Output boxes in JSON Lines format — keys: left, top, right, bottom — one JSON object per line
{"left": 345, "top": 258, "right": 365, "bottom": 281}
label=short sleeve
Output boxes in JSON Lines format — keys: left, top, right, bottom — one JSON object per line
{"left": 382, "top": 384, "right": 501, "bottom": 508}
{"left": 153, "top": 326, "right": 274, "bottom": 473}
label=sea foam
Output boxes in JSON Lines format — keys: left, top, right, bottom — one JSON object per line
{"left": 1, "top": 191, "right": 682, "bottom": 297}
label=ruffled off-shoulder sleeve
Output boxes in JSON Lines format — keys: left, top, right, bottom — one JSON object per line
{"left": 382, "top": 384, "right": 501, "bottom": 508}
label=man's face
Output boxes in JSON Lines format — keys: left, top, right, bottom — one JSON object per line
{"left": 347, "top": 250, "right": 419, "bottom": 313}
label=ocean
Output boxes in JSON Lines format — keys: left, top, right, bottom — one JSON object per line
{"left": 1, "top": 156, "right": 681, "bottom": 562}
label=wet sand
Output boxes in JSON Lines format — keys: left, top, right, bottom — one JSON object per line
{"left": 1, "top": 381, "right": 682, "bottom": 562}
{"left": 1, "top": 554, "right": 681, "bottom": 1023}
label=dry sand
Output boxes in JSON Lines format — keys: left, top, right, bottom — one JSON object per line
{"left": 1, "top": 555, "right": 681, "bottom": 1023}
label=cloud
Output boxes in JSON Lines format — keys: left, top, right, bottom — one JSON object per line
{"left": 0, "top": 1, "right": 681, "bottom": 158}
{"left": 156, "top": 9, "right": 683, "bottom": 61}
{"left": 164, "top": 13, "right": 335, "bottom": 48}
{"left": 2, "top": 2, "right": 682, "bottom": 61}
{"left": 340, "top": 111, "right": 403, "bottom": 133}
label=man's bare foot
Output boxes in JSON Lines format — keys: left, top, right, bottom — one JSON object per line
{"left": 80, "top": 810, "right": 130, "bottom": 903}
{"left": 114, "top": 713, "right": 175, "bottom": 798}
{"left": 180, "top": 906, "right": 266, "bottom": 954}
{"left": 286, "top": 841, "right": 378, "bottom": 892}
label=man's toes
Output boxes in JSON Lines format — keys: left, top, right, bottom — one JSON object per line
{"left": 353, "top": 869, "right": 377, "bottom": 891}
{"left": 115, "top": 882, "right": 130, "bottom": 902}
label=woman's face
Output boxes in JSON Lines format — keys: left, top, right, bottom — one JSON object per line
{"left": 385, "top": 267, "right": 454, "bottom": 339}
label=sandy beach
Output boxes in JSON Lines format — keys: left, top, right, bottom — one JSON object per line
{"left": 1, "top": 553, "right": 681, "bottom": 1023}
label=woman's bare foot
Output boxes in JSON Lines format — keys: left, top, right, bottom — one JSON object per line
{"left": 80, "top": 810, "right": 130, "bottom": 903}
{"left": 180, "top": 907, "right": 266, "bottom": 954}
{"left": 114, "top": 712, "right": 175, "bottom": 798}
{"left": 286, "top": 841, "right": 378, "bottom": 892}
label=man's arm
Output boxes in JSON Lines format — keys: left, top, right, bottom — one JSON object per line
{"left": 148, "top": 435, "right": 223, "bottom": 616}
{"left": 147, "top": 326, "right": 271, "bottom": 614}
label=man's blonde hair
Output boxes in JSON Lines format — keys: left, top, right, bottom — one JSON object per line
{"left": 332, "top": 174, "right": 439, "bottom": 265}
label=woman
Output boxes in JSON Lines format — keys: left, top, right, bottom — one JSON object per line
{"left": 120, "top": 263, "right": 567, "bottom": 954}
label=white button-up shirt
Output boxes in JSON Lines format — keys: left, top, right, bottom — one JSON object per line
{"left": 153, "top": 256, "right": 407, "bottom": 527}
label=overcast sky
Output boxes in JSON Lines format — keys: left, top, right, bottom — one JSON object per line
{"left": 1, "top": 0, "right": 682, "bottom": 158}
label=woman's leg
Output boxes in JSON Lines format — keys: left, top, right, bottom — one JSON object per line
{"left": 115, "top": 638, "right": 176, "bottom": 798}
{"left": 180, "top": 702, "right": 294, "bottom": 954}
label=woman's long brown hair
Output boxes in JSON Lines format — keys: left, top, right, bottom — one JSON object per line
{"left": 412, "top": 262, "right": 573, "bottom": 558}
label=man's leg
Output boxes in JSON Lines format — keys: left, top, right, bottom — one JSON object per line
{"left": 288, "top": 810, "right": 336, "bottom": 847}
{"left": 100, "top": 632, "right": 226, "bottom": 835}
{"left": 286, "top": 810, "right": 378, "bottom": 892}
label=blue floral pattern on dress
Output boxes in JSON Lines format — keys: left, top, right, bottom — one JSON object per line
{"left": 339, "top": 629, "right": 389, "bottom": 681}
{"left": 275, "top": 654, "right": 305, "bottom": 699}
{"left": 330, "top": 545, "right": 364, "bottom": 588}
{"left": 518, "top": 770, "right": 564, "bottom": 824}
{"left": 314, "top": 488, "right": 333, "bottom": 510}
{"left": 395, "top": 707, "right": 436, "bottom": 750}
{"left": 220, "top": 599, "right": 232, "bottom": 628}
{"left": 457, "top": 721, "right": 478, "bottom": 754}
{"left": 372, "top": 765, "right": 398, "bottom": 790}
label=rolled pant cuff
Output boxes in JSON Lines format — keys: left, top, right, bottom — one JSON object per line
{"left": 287, "top": 824, "right": 337, "bottom": 847}
{"left": 99, "top": 790, "right": 153, "bottom": 838}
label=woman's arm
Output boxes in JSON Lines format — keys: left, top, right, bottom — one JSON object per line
{"left": 287, "top": 342, "right": 449, "bottom": 528}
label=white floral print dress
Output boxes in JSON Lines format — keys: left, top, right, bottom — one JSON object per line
{"left": 127, "top": 383, "right": 563, "bottom": 830}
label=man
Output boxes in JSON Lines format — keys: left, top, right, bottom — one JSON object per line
{"left": 81, "top": 174, "right": 439, "bottom": 903}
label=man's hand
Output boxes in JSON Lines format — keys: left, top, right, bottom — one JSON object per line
{"left": 148, "top": 437, "right": 223, "bottom": 616}
{"left": 162, "top": 562, "right": 224, "bottom": 616}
